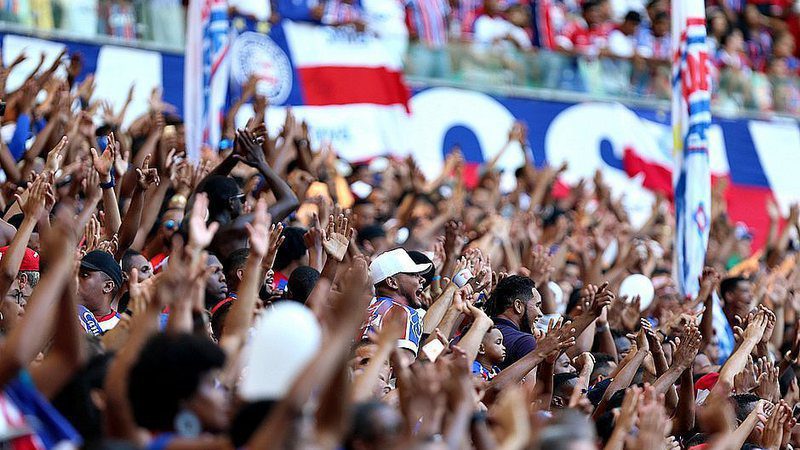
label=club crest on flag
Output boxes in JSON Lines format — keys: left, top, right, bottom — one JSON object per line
{"left": 693, "top": 203, "right": 708, "bottom": 235}
{"left": 230, "top": 31, "right": 293, "bottom": 105}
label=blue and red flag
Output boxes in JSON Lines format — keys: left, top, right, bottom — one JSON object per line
{"left": 184, "top": 0, "right": 231, "bottom": 161}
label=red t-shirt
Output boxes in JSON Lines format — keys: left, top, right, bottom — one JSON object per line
{"left": 557, "top": 18, "right": 611, "bottom": 54}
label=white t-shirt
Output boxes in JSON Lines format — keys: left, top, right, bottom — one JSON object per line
{"left": 607, "top": 29, "right": 651, "bottom": 58}
{"left": 229, "top": 0, "right": 272, "bottom": 21}
{"left": 473, "top": 15, "right": 531, "bottom": 51}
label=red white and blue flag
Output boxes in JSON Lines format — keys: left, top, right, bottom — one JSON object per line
{"left": 671, "top": 0, "right": 734, "bottom": 360}
{"left": 227, "top": 16, "right": 411, "bottom": 159}
{"left": 184, "top": 0, "right": 231, "bottom": 161}
{"left": 672, "top": 0, "right": 711, "bottom": 299}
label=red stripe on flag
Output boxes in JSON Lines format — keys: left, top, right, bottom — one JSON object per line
{"left": 298, "top": 66, "right": 410, "bottom": 110}
{"left": 622, "top": 146, "right": 674, "bottom": 198}
{"left": 463, "top": 162, "right": 480, "bottom": 189}
{"left": 724, "top": 182, "right": 775, "bottom": 252}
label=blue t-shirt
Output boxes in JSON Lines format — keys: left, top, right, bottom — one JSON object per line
{"left": 471, "top": 361, "right": 499, "bottom": 381}
{"left": 494, "top": 317, "right": 536, "bottom": 369}
{"left": 362, "top": 297, "right": 422, "bottom": 355}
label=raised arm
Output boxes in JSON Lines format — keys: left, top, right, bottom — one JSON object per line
{"left": 235, "top": 129, "right": 299, "bottom": 222}
{"left": 116, "top": 156, "right": 159, "bottom": 258}
{"left": 0, "top": 176, "right": 48, "bottom": 297}
{"left": 485, "top": 319, "right": 576, "bottom": 403}
{"left": 0, "top": 207, "right": 77, "bottom": 388}
{"left": 246, "top": 257, "right": 373, "bottom": 450}
{"left": 717, "top": 311, "right": 768, "bottom": 390}
{"left": 593, "top": 329, "right": 649, "bottom": 419}
{"left": 220, "top": 196, "right": 269, "bottom": 356}
{"left": 90, "top": 134, "right": 122, "bottom": 235}
{"left": 651, "top": 326, "right": 701, "bottom": 397}
{"left": 29, "top": 269, "right": 86, "bottom": 398}
{"left": 350, "top": 312, "right": 404, "bottom": 403}
{"left": 672, "top": 366, "right": 696, "bottom": 434}
{"left": 698, "top": 267, "right": 721, "bottom": 351}
{"left": 457, "top": 303, "right": 494, "bottom": 366}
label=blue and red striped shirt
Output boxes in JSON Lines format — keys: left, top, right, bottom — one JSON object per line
{"left": 406, "top": 0, "right": 451, "bottom": 48}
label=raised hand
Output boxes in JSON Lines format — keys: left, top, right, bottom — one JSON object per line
{"left": 263, "top": 222, "right": 285, "bottom": 271}
{"left": 536, "top": 317, "right": 577, "bottom": 356}
{"left": 760, "top": 402, "right": 789, "bottom": 449}
{"left": 639, "top": 318, "right": 664, "bottom": 355}
{"left": 743, "top": 309, "right": 769, "bottom": 344}
{"left": 527, "top": 245, "right": 554, "bottom": 286}
{"left": 90, "top": 136, "right": 117, "bottom": 181}
{"left": 672, "top": 325, "right": 702, "bottom": 369}
{"left": 245, "top": 196, "right": 271, "bottom": 258}
{"left": 699, "top": 266, "right": 722, "bottom": 292}
{"left": 45, "top": 136, "right": 68, "bottom": 172}
{"left": 734, "top": 356, "right": 757, "bottom": 394}
{"left": 635, "top": 327, "right": 650, "bottom": 353}
{"left": 590, "top": 282, "right": 614, "bottom": 317}
{"left": 83, "top": 164, "right": 102, "bottom": 203}
{"left": 303, "top": 214, "right": 324, "bottom": 267}
{"left": 621, "top": 295, "right": 641, "bottom": 332}
{"left": 444, "top": 220, "right": 467, "bottom": 258}
{"left": 188, "top": 193, "right": 219, "bottom": 250}
{"left": 633, "top": 385, "right": 669, "bottom": 448}
{"left": 571, "top": 352, "right": 595, "bottom": 373}
{"left": 616, "top": 386, "right": 641, "bottom": 434}
{"left": 18, "top": 174, "right": 50, "bottom": 221}
{"left": 755, "top": 358, "right": 780, "bottom": 403}
{"left": 233, "top": 128, "right": 267, "bottom": 168}
{"left": 323, "top": 213, "right": 353, "bottom": 262}
{"left": 136, "top": 155, "right": 160, "bottom": 191}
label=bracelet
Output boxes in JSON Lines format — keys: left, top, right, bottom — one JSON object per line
{"left": 99, "top": 172, "right": 115, "bottom": 190}
{"left": 431, "top": 275, "right": 442, "bottom": 282}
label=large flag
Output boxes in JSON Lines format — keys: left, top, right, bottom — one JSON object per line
{"left": 184, "top": 0, "right": 231, "bottom": 161}
{"left": 227, "top": 16, "right": 410, "bottom": 159}
{"left": 672, "top": 0, "right": 712, "bottom": 298}
{"left": 672, "top": 0, "right": 733, "bottom": 360}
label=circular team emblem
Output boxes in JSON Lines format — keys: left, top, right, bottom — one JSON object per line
{"left": 231, "top": 31, "right": 293, "bottom": 105}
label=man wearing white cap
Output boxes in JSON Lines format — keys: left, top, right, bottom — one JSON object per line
{"left": 361, "top": 249, "right": 431, "bottom": 359}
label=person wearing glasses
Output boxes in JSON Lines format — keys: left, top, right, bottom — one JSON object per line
{"left": 0, "top": 246, "right": 39, "bottom": 335}
{"left": 143, "top": 207, "right": 186, "bottom": 274}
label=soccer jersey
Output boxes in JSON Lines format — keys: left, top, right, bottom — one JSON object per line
{"left": 361, "top": 297, "right": 423, "bottom": 355}
{"left": 96, "top": 310, "right": 121, "bottom": 333}
{"left": 471, "top": 361, "right": 499, "bottom": 381}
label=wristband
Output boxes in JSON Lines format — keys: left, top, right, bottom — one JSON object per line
{"left": 100, "top": 172, "right": 115, "bottom": 190}
{"left": 431, "top": 275, "right": 442, "bottom": 282}
{"left": 453, "top": 269, "right": 473, "bottom": 288}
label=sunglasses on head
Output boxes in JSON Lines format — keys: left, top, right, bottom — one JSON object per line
{"left": 162, "top": 219, "right": 179, "bottom": 230}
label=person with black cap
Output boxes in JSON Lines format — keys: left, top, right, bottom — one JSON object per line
{"left": 78, "top": 250, "right": 124, "bottom": 333}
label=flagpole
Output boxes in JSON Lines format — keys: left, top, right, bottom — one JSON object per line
{"left": 671, "top": 0, "right": 713, "bottom": 301}
{"left": 183, "top": 0, "right": 203, "bottom": 162}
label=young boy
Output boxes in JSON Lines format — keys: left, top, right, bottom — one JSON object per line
{"left": 472, "top": 326, "right": 506, "bottom": 381}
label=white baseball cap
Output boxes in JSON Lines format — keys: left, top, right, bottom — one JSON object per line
{"left": 369, "top": 248, "right": 432, "bottom": 285}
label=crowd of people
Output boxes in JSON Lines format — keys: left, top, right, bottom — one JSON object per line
{"left": 1, "top": 25, "right": 800, "bottom": 450}
{"left": 1, "top": 0, "right": 800, "bottom": 114}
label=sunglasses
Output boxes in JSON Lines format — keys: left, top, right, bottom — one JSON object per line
{"left": 162, "top": 219, "right": 179, "bottom": 230}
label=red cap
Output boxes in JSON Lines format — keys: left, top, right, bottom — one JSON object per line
{"left": 694, "top": 372, "right": 719, "bottom": 392}
{"left": 0, "top": 246, "right": 40, "bottom": 272}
